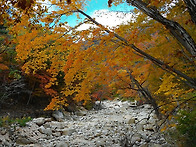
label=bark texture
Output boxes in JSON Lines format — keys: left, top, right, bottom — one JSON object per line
{"left": 77, "top": 8, "right": 196, "bottom": 89}
{"left": 183, "top": 0, "right": 196, "bottom": 24}
{"left": 127, "top": 0, "right": 196, "bottom": 57}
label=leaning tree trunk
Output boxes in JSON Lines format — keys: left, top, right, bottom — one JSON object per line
{"left": 126, "top": 0, "right": 196, "bottom": 57}
{"left": 127, "top": 71, "right": 162, "bottom": 119}
{"left": 77, "top": 8, "right": 196, "bottom": 89}
{"left": 76, "top": 7, "right": 196, "bottom": 118}
{"left": 183, "top": 0, "right": 196, "bottom": 24}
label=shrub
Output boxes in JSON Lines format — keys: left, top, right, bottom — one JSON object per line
{"left": 0, "top": 116, "right": 32, "bottom": 127}
{"left": 176, "top": 108, "right": 196, "bottom": 147}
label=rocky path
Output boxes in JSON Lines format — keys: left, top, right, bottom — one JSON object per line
{"left": 0, "top": 100, "right": 169, "bottom": 147}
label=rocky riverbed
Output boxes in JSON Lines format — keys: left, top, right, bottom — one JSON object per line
{"left": 0, "top": 100, "right": 170, "bottom": 147}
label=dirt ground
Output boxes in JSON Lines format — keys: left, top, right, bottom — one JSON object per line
{"left": 0, "top": 96, "right": 52, "bottom": 119}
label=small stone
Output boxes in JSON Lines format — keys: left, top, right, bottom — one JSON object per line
{"left": 158, "top": 137, "right": 166, "bottom": 144}
{"left": 124, "top": 115, "right": 135, "bottom": 124}
{"left": 16, "top": 136, "right": 33, "bottom": 145}
{"left": 150, "top": 144, "right": 162, "bottom": 147}
{"left": 43, "top": 123, "right": 50, "bottom": 128}
{"left": 137, "top": 124, "right": 144, "bottom": 131}
{"left": 38, "top": 126, "right": 45, "bottom": 133}
{"left": 143, "top": 124, "right": 155, "bottom": 132}
{"left": 44, "top": 128, "right": 52, "bottom": 136}
{"left": 53, "top": 132, "right": 61, "bottom": 137}
{"left": 139, "top": 144, "right": 148, "bottom": 147}
{"left": 148, "top": 117, "right": 156, "bottom": 124}
{"left": 38, "top": 126, "right": 52, "bottom": 136}
{"left": 75, "top": 111, "right": 86, "bottom": 116}
{"left": 56, "top": 141, "right": 69, "bottom": 147}
{"left": 45, "top": 118, "right": 52, "bottom": 122}
{"left": 140, "top": 119, "right": 148, "bottom": 125}
{"left": 62, "top": 128, "right": 75, "bottom": 136}
{"left": 95, "top": 140, "right": 105, "bottom": 146}
{"left": 149, "top": 112, "right": 157, "bottom": 119}
{"left": 0, "top": 128, "right": 7, "bottom": 135}
{"left": 128, "top": 118, "right": 135, "bottom": 124}
{"left": 143, "top": 104, "right": 152, "bottom": 109}
{"left": 33, "top": 117, "right": 46, "bottom": 126}
{"left": 52, "top": 110, "right": 65, "bottom": 121}
{"left": 28, "top": 144, "right": 35, "bottom": 147}
{"left": 131, "top": 133, "right": 142, "bottom": 143}
{"left": 3, "top": 141, "right": 10, "bottom": 147}
{"left": 28, "top": 144, "right": 42, "bottom": 147}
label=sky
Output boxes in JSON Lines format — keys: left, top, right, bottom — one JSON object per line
{"left": 57, "top": 0, "right": 135, "bottom": 30}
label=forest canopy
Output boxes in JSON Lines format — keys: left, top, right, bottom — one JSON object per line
{"left": 0, "top": 0, "right": 195, "bottom": 121}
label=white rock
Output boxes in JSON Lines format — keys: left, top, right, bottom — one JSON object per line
{"left": 49, "top": 121, "right": 67, "bottom": 129}
{"left": 148, "top": 117, "right": 156, "bottom": 124}
{"left": 150, "top": 144, "right": 162, "bottom": 147}
{"left": 143, "top": 124, "right": 155, "bottom": 132}
{"left": 56, "top": 141, "right": 68, "bottom": 147}
{"left": 52, "top": 110, "right": 64, "bottom": 121}
{"left": 45, "top": 118, "right": 52, "bottom": 122}
{"left": 52, "top": 132, "right": 61, "bottom": 137}
{"left": 95, "top": 139, "right": 105, "bottom": 146}
{"left": 137, "top": 124, "right": 144, "bottom": 131}
{"left": 124, "top": 115, "right": 136, "bottom": 124}
{"left": 16, "top": 136, "right": 33, "bottom": 145}
{"left": 62, "top": 128, "right": 75, "bottom": 136}
{"left": 140, "top": 119, "right": 148, "bottom": 125}
{"left": 0, "top": 128, "right": 7, "bottom": 135}
{"left": 38, "top": 126, "right": 52, "bottom": 136}
{"left": 132, "top": 133, "right": 142, "bottom": 143}
{"left": 139, "top": 143, "right": 148, "bottom": 147}
{"left": 143, "top": 104, "right": 152, "bottom": 109}
{"left": 33, "top": 117, "right": 46, "bottom": 126}
{"left": 3, "top": 100, "right": 169, "bottom": 146}
{"left": 38, "top": 126, "right": 45, "bottom": 134}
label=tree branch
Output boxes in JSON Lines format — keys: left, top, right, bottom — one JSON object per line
{"left": 126, "top": 70, "right": 161, "bottom": 118}
{"left": 127, "top": 0, "right": 196, "bottom": 57}
{"left": 76, "top": 9, "right": 196, "bottom": 89}
{"left": 158, "top": 96, "right": 196, "bottom": 130}
{"left": 183, "top": 0, "right": 196, "bottom": 24}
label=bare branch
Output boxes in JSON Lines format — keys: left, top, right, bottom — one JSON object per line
{"left": 157, "top": 96, "right": 196, "bottom": 130}
{"left": 183, "top": 0, "right": 196, "bottom": 24}
{"left": 76, "top": 9, "right": 196, "bottom": 89}
{"left": 127, "top": 0, "right": 196, "bottom": 57}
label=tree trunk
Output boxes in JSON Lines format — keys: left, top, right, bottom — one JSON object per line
{"left": 127, "top": 0, "right": 196, "bottom": 57}
{"left": 127, "top": 71, "right": 162, "bottom": 119}
{"left": 183, "top": 0, "right": 196, "bottom": 24}
{"left": 77, "top": 9, "right": 196, "bottom": 89}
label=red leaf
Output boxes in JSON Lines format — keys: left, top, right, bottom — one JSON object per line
{"left": 67, "top": 0, "right": 71, "bottom": 4}
{"left": 108, "top": 0, "right": 112, "bottom": 7}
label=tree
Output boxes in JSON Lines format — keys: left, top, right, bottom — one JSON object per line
{"left": 126, "top": 0, "right": 196, "bottom": 57}
{"left": 0, "top": 0, "right": 195, "bottom": 121}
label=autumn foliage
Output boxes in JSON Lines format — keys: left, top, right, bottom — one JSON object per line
{"left": 0, "top": 0, "right": 195, "bottom": 122}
